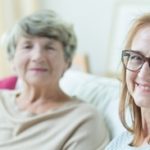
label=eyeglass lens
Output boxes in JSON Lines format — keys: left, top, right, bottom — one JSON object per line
{"left": 122, "top": 50, "right": 146, "bottom": 71}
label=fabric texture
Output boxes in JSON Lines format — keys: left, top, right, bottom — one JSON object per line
{"left": 105, "top": 131, "right": 150, "bottom": 150}
{"left": 0, "top": 76, "right": 17, "bottom": 89}
{"left": 0, "top": 90, "right": 109, "bottom": 150}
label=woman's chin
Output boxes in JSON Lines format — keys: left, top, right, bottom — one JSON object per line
{"left": 134, "top": 93, "right": 150, "bottom": 108}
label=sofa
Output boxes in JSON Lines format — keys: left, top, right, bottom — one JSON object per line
{"left": 0, "top": 70, "right": 125, "bottom": 141}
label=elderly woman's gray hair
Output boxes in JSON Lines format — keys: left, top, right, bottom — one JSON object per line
{"left": 5, "top": 9, "right": 77, "bottom": 65}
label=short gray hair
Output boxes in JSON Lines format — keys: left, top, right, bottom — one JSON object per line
{"left": 5, "top": 9, "right": 77, "bottom": 64}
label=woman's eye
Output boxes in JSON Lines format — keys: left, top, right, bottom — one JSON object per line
{"left": 46, "top": 46, "right": 55, "bottom": 51}
{"left": 22, "top": 45, "right": 32, "bottom": 49}
{"left": 130, "top": 55, "right": 142, "bottom": 61}
{"left": 129, "top": 54, "right": 144, "bottom": 65}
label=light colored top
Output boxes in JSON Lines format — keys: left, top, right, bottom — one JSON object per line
{"left": 105, "top": 131, "right": 150, "bottom": 150}
{"left": 0, "top": 90, "right": 109, "bottom": 150}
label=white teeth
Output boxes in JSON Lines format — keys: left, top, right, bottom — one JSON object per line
{"left": 138, "top": 85, "right": 150, "bottom": 90}
{"left": 144, "top": 86, "right": 150, "bottom": 90}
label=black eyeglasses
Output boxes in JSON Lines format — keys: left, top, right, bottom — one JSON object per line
{"left": 121, "top": 50, "right": 150, "bottom": 72}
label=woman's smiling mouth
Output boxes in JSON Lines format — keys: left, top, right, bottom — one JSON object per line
{"left": 135, "top": 82, "right": 150, "bottom": 92}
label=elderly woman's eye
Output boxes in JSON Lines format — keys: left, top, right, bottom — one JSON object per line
{"left": 46, "top": 46, "right": 55, "bottom": 51}
{"left": 22, "top": 45, "right": 32, "bottom": 49}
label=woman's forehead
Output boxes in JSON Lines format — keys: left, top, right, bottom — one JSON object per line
{"left": 17, "top": 36, "right": 59, "bottom": 44}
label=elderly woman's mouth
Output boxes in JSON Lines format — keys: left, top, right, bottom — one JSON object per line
{"left": 29, "top": 68, "right": 48, "bottom": 72}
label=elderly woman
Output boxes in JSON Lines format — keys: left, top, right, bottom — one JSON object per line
{"left": 0, "top": 10, "right": 109, "bottom": 150}
{"left": 106, "top": 13, "right": 150, "bottom": 149}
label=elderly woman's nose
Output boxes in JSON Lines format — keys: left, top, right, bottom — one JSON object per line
{"left": 31, "top": 48, "right": 45, "bottom": 60}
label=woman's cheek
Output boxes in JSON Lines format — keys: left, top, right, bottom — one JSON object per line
{"left": 126, "top": 71, "right": 137, "bottom": 94}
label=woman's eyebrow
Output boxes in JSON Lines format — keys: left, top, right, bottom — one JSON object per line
{"left": 131, "top": 50, "right": 146, "bottom": 56}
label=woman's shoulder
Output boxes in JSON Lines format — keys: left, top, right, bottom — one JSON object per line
{"left": 105, "top": 131, "right": 133, "bottom": 150}
{"left": 70, "top": 96, "right": 102, "bottom": 117}
{"left": 63, "top": 97, "right": 110, "bottom": 149}
{"left": 70, "top": 97, "right": 109, "bottom": 133}
{"left": 64, "top": 96, "right": 109, "bottom": 132}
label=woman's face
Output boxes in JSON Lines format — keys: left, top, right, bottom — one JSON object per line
{"left": 13, "top": 36, "right": 69, "bottom": 86}
{"left": 126, "top": 26, "right": 150, "bottom": 108}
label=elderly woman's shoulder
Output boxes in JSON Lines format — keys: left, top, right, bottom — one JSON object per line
{"left": 72, "top": 97, "right": 101, "bottom": 114}
{"left": 70, "top": 97, "right": 106, "bottom": 125}
{"left": 68, "top": 97, "right": 110, "bottom": 149}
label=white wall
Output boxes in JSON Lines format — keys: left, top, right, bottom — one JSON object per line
{"left": 38, "top": 0, "right": 116, "bottom": 75}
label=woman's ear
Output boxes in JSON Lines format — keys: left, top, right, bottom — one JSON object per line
{"left": 66, "top": 60, "right": 72, "bottom": 71}
{"left": 67, "top": 61, "right": 72, "bottom": 69}
{"left": 61, "top": 61, "right": 71, "bottom": 78}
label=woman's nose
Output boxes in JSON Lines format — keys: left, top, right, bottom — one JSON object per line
{"left": 31, "top": 48, "right": 45, "bottom": 62}
{"left": 138, "top": 62, "right": 150, "bottom": 79}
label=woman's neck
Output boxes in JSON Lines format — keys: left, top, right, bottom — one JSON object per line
{"left": 16, "top": 85, "right": 70, "bottom": 114}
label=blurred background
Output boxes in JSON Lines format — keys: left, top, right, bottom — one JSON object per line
{"left": 0, "top": 0, "right": 150, "bottom": 78}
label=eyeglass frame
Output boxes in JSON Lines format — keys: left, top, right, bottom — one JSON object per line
{"left": 121, "top": 50, "right": 150, "bottom": 72}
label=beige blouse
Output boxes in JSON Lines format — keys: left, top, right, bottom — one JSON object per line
{"left": 0, "top": 90, "right": 109, "bottom": 150}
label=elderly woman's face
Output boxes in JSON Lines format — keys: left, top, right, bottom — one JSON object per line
{"left": 13, "top": 36, "right": 69, "bottom": 86}
{"left": 126, "top": 26, "right": 150, "bottom": 108}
